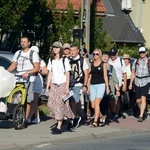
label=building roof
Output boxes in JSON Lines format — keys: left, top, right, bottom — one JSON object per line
{"left": 102, "top": 0, "right": 145, "bottom": 43}
{"left": 47, "top": 0, "right": 106, "bottom": 13}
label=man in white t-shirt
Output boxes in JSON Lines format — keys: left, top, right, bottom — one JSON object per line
{"left": 109, "top": 47, "right": 127, "bottom": 121}
{"left": 8, "top": 35, "right": 40, "bottom": 127}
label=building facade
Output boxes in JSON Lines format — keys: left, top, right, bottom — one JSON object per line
{"left": 130, "top": 0, "right": 150, "bottom": 48}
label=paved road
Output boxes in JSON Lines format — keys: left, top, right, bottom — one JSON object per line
{"left": 0, "top": 113, "right": 150, "bottom": 150}
{"left": 32, "top": 132, "right": 150, "bottom": 150}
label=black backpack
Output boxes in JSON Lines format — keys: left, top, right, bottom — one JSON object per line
{"left": 62, "top": 56, "right": 84, "bottom": 88}
{"left": 50, "top": 56, "right": 84, "bottom": 88}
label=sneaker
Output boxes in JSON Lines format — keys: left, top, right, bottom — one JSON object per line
{"left": 109, "top": 113, "right": 116, "bottom": 123}
{"left": 138, "top": 116, "right": 143, "bottom": 122}
{"left": 31, "top": 118, "right": 40, "bottom": 124}
{"left": 51, "top": 127, "right": 62, "bottom": 134}
{"left": 67, "top": 120, "right": 74, "bottom": 130}
{"left": 73, "top": 116, "right": 81, "bottom": 128}
{"left": 27, "top": 118, "right": 31, "bottom": 124}
{"left": 24, "top": 120, "right": 28, "bottom": 128}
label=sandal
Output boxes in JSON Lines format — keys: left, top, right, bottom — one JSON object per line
{"left": 90, "top": 121, "right": 98, "bottom": 128}
{"left": 99, "top": 116, "right": 106, "bottom": 127}
{"left": 86, "top": 110, "right": 91, "bottom": 120}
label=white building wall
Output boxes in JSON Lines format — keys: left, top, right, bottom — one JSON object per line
{"left": 130, "top": 0, "right": 150, "bottom": 48}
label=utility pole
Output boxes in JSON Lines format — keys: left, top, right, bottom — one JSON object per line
{"left": 81, "top": 0, "right": 90, "bottom": 54}
{"left": 138, "top": 0, "right": 143, "bottom": 31}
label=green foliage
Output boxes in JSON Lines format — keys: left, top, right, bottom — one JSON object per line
{"left": 118, "top": 45, "right": 139, "bottom": 58}
{"left": 93, "top": 17, "right": 114, "bottom": 51}
{"left": 0, "top": 0, "right": 119, "bottom": 60}
{"left": 0, "top": 0, "right": 32, "bottom": 32}
{"left": 49, "top": 0, "right": 76, "bottom": 44}
{"left": 90, "top": 3, "right": 114, "bottom": 53}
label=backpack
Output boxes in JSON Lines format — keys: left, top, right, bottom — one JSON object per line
{"left": 135, "top": 58, "right": 150, "bottom": 74}
{"left": 16, "top": 50, "right": 34, "bottom": 66}
{"left": 50, "top": 56, "right": 84, "bottom": 88}
{"left": 108, "top": 64, "right": 113, "bottom": 77}
{"left": 62, "top": 56, "right": 84, "bottom": 88}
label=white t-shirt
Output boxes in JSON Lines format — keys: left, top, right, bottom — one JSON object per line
{"left": 40, "top": 59, "right": 46, "bottom": 68}
{"left": 47, "top": 57, "right": 71, "bottom": 85}
{"left": 109, "top": 57, "right": 126, "bottom": 87}
{"left": 126, "top": 64, "right": 131, "bottom": 79}
{"left": 13, "top": 49, "right": 39, "bottom": 82}
{"left": 13, "top": 49, "right": 39, "bottom": 73}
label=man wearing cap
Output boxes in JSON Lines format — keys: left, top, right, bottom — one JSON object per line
{"left": 63, "top": 43, "right": 70, "bottom": 57}
{"left": 109, "top": 47, "right": 127, "bottom": 121}
{"left": 129, "top": 47, "right": 150, "bottom": 122}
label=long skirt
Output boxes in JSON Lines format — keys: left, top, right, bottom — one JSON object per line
{"left": 47, "top": 83, "right": 74, "bottom": 120}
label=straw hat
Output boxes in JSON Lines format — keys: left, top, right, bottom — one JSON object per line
{"left": 122, "top": 54, "right": 130, "bottom": 59}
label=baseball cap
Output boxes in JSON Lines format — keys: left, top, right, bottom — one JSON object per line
{"left": 30, "top": 45, "right": 39, "bottom": 53}
{"left": 122, "top": 54, "right": 130, "bottom": 59}
{"left": 52, "top": 41, "right": 62, "bottom": 48}
{"left": 139, "top": 47, "right": 146, "bottom": 53}
{"left": 63, "top": 43, "right": 70, "bottom": 49}
{"left": 109, "top": 47, "right": 118, "bottom": 56}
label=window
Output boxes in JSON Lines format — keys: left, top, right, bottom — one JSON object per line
{"left": 0, "top": 57, "right": 11, "bottom": 69}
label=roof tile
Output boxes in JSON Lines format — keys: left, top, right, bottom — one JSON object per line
{"left": 47, "top": 0, "right": 106, "bottom": 13}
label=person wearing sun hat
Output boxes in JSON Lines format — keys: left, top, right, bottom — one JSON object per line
{"left": 122, "top": 54, "right": 131, "bottom": 80}
{"left": 28, "top": 45, "right": 48, "bottom": 124}
{"left": 122, "top": 53, "right": 134, "bottom": 112}
{"left": 46, "top": 41, "right": 75, "bottom": 134}
{"left": 52, "top": 41, "right": 63, "bottom": 48}
{"left": 129, "top": 46, "right": 150, "bottom": 122}
{"left": 63, "top": 43, "right": 70, "bottom": 57}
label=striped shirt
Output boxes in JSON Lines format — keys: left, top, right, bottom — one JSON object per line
{"left": 132, "top": 57, "right": 150, "bottom": 87}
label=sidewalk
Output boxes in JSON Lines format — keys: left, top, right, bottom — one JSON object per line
{"left": 0, "top": 113, "right": 150, "bottom": 150}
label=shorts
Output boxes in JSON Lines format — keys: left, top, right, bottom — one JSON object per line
{"left": 70, "top": 86, "right": 82, "bottom": 103}
{"left": 25, "top": 82, "right": 34, "bottom": 103}
{"left": 33, "top": 75, "right": 42, "bottom": 94}
{"left": 90, "top": 83, "right": 105, "bottom": 101}
{"left": 135, "top": 83, "right": 150, "bottom": 100}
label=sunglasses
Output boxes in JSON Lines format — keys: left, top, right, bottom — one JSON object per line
{"left": 93, "top": 53, "right": 99, "bottom": 56}
{"left": 139, "top": 51, "right": 145, "bottom": 54}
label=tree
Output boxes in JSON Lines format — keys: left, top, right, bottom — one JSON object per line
{"left": 0, "top": 0, "right": 32, "bottom": 45}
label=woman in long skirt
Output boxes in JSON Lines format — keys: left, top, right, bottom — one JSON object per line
{"left": 46, "top": 41, "right": 74, "bottom": 134}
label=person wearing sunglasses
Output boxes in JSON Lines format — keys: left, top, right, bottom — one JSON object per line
{"left": 88, "top": 49, "right": 110, "bottom": 127}
{"left": 129, "top": 47, "right": 150, "bottom": 122}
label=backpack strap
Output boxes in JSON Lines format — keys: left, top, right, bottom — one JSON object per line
{"left": 62, "top": 56, "right": 66, "bottom": 72}
{"left": 147, "top": 58, "right": 150, "bottom": 74}
{"left": 80, "top": 56, "right": 84, "bottom": 73}
{"left": 135, "top": 58, "right": 139, "bottom": 72}
{"left": 109, "top": 64, "right": 113, "bottom": 74}
{"left": 120, "top": 57, "right": 123, "bottom": 66}
{"left": 16, "top": 50, "right": 22, "bottom": 61}
{"left": 29, "top": 50, "right": 34, "bottom": 66}
{"left": 16, "top": 49, "right": 34, "bottom": 66}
